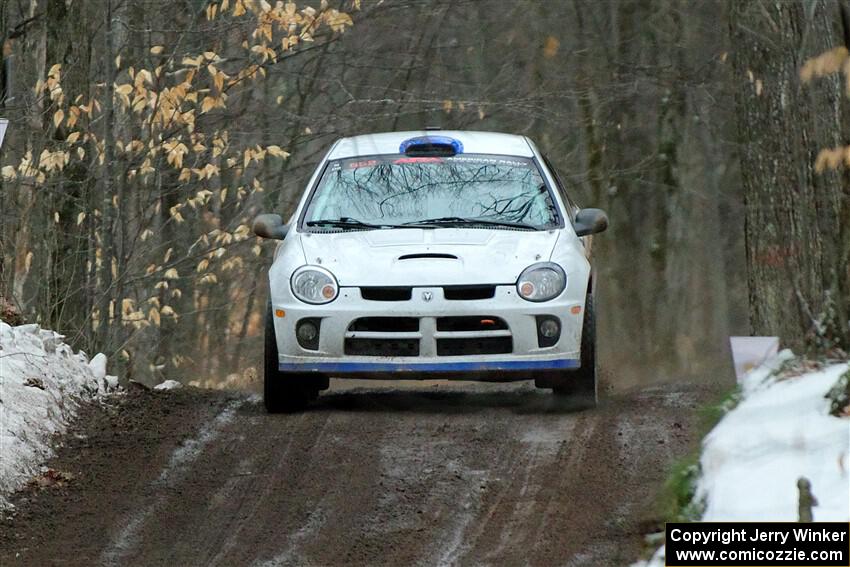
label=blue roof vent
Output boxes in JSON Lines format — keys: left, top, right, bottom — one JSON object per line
{"left": 399, "top": 135, "right": 463, "bottom": 157}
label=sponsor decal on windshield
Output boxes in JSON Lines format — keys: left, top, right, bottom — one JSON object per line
{"left": 339, "top": 154, "right": 530, "bottom": 170}
{"left": 394, "top": 157, "right": 443, "bottom": 164}
{"left": 345, "top": 159, "right": 379, "bottom": 169}
{"left": 445, "top": 156, "right": 528, "bottom": 167}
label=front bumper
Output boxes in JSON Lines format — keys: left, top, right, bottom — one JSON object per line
{"left": 272, "top": 285, "right": 584, "bottom": 379}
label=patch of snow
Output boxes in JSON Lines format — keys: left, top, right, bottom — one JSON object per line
{"left": 153, "top": 379, "right": 183, "bottom": 391}
{"left": 88, "top": 353, "right": 108, "bottom": 380}
{"left": 698, "top": 352, "right": 849, "bottom": 521}
{"left": 631, "top": 544, "right": 665, "bottom": 567}
{"left": 633, "top": 352, "right": 850, "bottom": 567}
{"left": 0, "top": 323, "right": 118, "bottom": 508}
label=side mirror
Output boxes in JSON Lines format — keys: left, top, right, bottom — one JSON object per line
{"left": 574, "top": 208, "right": 608, "bottom": 237}
{"left": 253, "top": 213, "right": 289, "bottom": 240}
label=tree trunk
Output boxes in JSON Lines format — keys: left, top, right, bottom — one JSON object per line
{"left": 729, "top": 0, "right": 850, "bottom": 350}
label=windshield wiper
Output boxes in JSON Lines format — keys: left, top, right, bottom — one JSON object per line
{"left": 401, "top": 216, "right": 538, "bottom": 230}
{"left": 306, "top": 217, "right": 399, "bottom": 230}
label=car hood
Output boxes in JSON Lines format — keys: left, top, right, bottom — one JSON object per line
{"left": 297, "top": 229, "right": 560, "bottom": 287}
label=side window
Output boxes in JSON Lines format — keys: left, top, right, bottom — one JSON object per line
{"left": 542, "top": 155, "right": 579, "bottom": 217}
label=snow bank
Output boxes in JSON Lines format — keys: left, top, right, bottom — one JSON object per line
{"left": 0, "top": 322, "right": 118, "bottom": 507}
{"left": 633, "top": 352, "right": 850, "bottom": 567}
{"left": 699, "top": 352, "right": 849, "bottom": 521}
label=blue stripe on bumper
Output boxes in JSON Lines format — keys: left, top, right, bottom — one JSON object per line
{"left": 278, "top": 359, "right": 580, "bottom": 373}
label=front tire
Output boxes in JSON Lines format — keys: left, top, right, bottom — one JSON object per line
{"left": 264, "top": 301, "right": 318, "bottom": 413}
{"left": 536, "top": 293, "right": 598, "bottom": 408}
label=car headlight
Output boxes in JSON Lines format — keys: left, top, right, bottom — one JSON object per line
{"left": 290, "top": 266, "right": 339, "bottom": 304}
{"left": 517, "top": 262, "right": 566, "bottom": 302}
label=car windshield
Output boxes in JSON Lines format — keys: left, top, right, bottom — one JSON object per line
{"left": 301, "top": 154, "right": 559, "bottom": 230}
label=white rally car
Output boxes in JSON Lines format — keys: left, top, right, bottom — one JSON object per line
{"left": 253, "top": 131, "right": 608, "bottom": 411}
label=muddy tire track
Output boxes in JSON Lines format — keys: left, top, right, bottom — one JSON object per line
{"left": 0, "top": 381, "right": 714, "bottom": 566}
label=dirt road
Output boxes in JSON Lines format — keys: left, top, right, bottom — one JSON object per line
{"left": 0, "top": 380, "right": 714, "bottom": 566}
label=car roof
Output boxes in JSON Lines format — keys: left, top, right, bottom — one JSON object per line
{"left": 327, "top": 130, "right": 535, "bottom": 160}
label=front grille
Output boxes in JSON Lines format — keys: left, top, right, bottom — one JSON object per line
{"left": 436, "top": 337, "right": 513, "bottom": 356}
{"left": 443, "top": 285, "right": 496, "bottom": 300}
{"left": 360, "top": 286, "right": 496, "bottom": 301}
{"left": 348, "top": 317, "right": 419, "bottom": 332}
{"left": 436, "top": 316, "right": 508, "bottom": 332}
{"left": 360, "top": 287, "right": 412, "bottom": 301}
{"left": 345, "top": 338, "right": 420, "bottom": 357}
{"left": 435, "top": 316, "right": 512, "bottom": 356}
{"left": 343, "top": 315, "right": 513, "bottom": 358}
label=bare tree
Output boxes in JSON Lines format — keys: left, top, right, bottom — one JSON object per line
{"left": 730, "top": 0, "right": 850, "bottom": 351}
